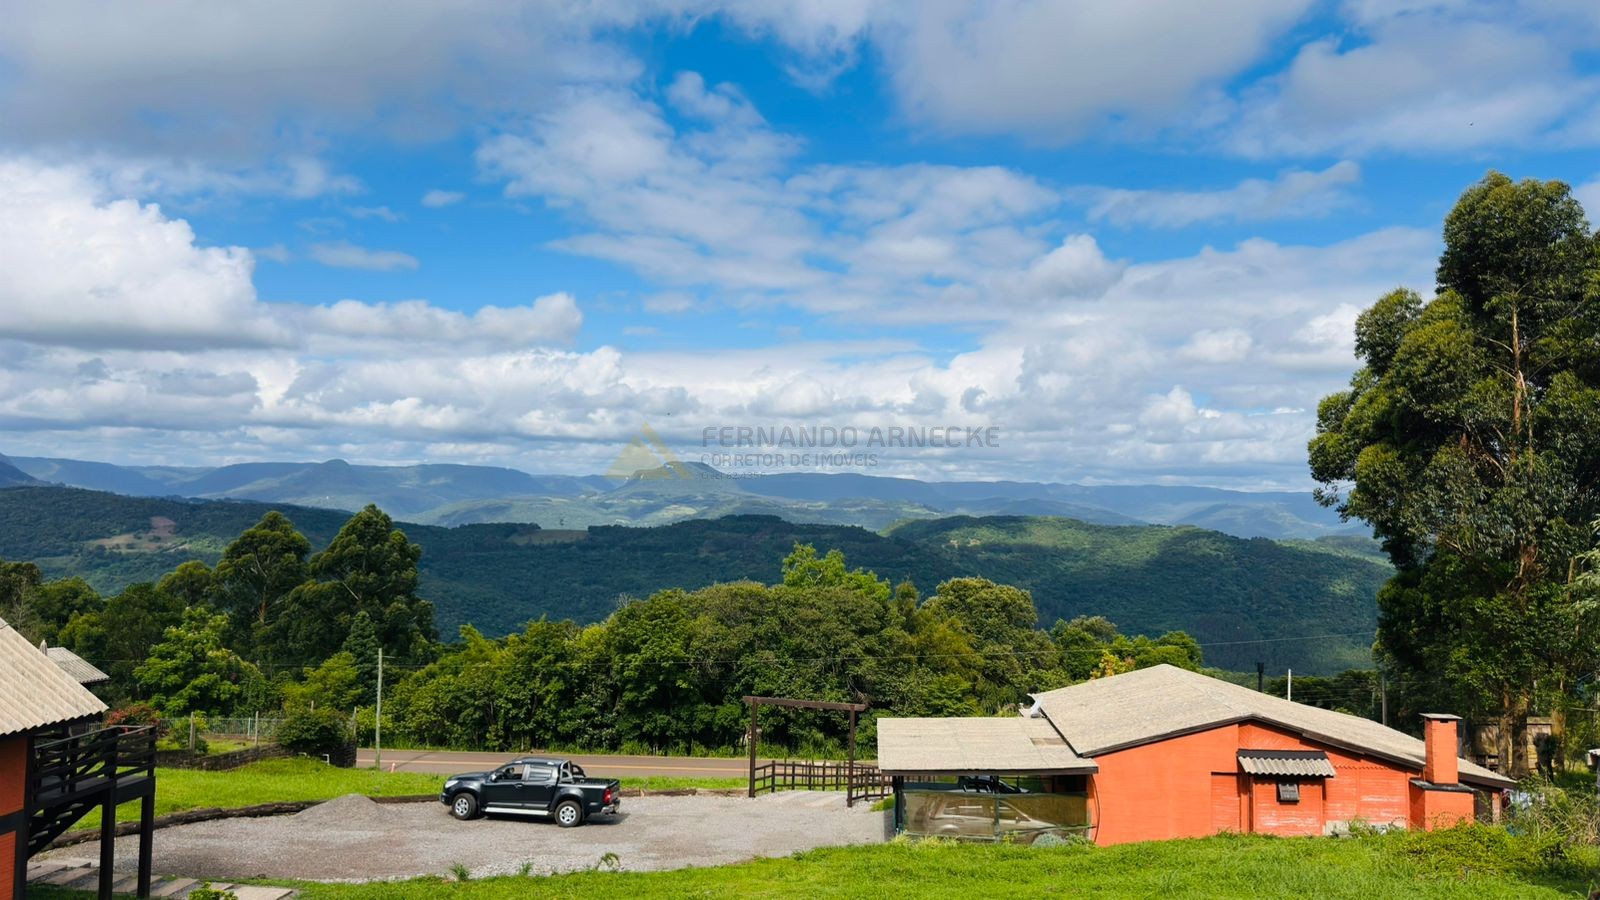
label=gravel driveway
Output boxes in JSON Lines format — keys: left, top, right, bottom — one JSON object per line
{"left": 46, "top": 792, "right": 892, "bottom": 882}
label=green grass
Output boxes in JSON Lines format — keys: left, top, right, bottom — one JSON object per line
{"left": 77, "top": 758, "right": 446, "bottom": 832}
{"left": 34, "top": 828, "right": 1599, "bottom": 899}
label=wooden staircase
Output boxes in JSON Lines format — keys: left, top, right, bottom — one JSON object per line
{"left": 25, "top": 725, "right": 158, "bottom": 898}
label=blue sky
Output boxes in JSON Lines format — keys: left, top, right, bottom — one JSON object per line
{"left": 2, "top": 1, "right": 1598, "bottom": 488}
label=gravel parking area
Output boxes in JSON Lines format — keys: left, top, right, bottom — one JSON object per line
{"left": 45, "top": 792, "right": 892, "bottom": 882}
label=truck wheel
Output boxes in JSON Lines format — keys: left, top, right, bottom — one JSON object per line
{"left": 450, "top": 792, "right": 479, "bottom": 821}
{"left": 555, "top": 800, "right": 583, "bottom": 828}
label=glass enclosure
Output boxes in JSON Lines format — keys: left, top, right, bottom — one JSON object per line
{"left": 897, "top": 775, "right": 1091, "bottom": 843}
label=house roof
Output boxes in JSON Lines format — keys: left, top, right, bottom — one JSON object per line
{"left": 0, "top": 617, "right": 107, "bottom": 737}
{"left": 877, "top": 715, "right": 1098, "bottom": 776}
{"left": 44, "top": 644, "right": 110, "bottom": 685}
{"left": 1028, "top": 665, "right": 1514, "bottom": 790}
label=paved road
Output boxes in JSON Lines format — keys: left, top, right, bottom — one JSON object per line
{"left": 356, "top": 748, "right": 764, "bottom": 780}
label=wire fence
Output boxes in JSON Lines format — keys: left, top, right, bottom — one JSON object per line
{"left": 199, "top": 715, "right": 286, "bottom": 743}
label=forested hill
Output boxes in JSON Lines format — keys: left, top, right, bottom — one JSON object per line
{"left": 0, "top": 485, "right": 1387, "bottom": 672}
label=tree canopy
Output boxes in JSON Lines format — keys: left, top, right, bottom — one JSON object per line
{"left": 1310, "top": 172, "right": 1600, "bottom": 771}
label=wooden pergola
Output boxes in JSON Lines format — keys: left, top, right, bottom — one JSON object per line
{"left": 743, "top": 695, "right": 870, "bottom": 805}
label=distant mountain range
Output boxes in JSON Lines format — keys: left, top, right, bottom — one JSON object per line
{"left": 0, "top": 485, "right": 1387, "bottom": 672}
{"left": 7, "top": 453, "right": 1367, "bottom": 540}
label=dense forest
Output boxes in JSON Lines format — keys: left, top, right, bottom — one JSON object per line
{"left": 0, "top": 485, "right": 1387, "bottom": 671}
{"left": 1, "top": 504, "right": 1227, "bottom": 755}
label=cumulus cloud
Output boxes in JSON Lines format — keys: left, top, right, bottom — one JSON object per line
{"left": 866, "top": 0, "right": 1310, "bottom": 141}
{"left": 420, "top": 189, "right": 465, "bottom": 208}
{"left": 308, "top": 241, "right": 421, "bottom": 271}
{"left": 0, "top": 159, "right": 581, "bottom": 355}
{"left": 1080, "top": 162, "right": 1361, "bottom": 228}
{"left": 0, "top": 159, "right": 289, "bottom": 350}
{"left": 1225, "top": 3, "right": 1600, "bottom": 156}
{"left": 0, "top": 150, "right": 1438, "bottom": 488}
{"left": 0, "top": 0, "right": 586, "bottom": 158}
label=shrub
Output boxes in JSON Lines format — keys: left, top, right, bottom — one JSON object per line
{"left": 188, "top": 885, "right": 238, "bottom": 900}
{"left": 1508, "top": 779, "right": 1600, "bottom": 846}
{"left": 276, "top": 707, "right": 351, "bottom": 757}
{"left": 105, "top": 702, "right": 167, "bottom": 738}
{"left": 1392, "top": 822, "right": 1566, "bottom": 879}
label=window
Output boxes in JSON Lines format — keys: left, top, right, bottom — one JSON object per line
{"left": 1277, "top": 781, "right": 1300, "bottom": 803}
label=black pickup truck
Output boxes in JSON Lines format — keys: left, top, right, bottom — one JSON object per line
{"left": 441, "top": 757, "right": 621, "bottom": 827}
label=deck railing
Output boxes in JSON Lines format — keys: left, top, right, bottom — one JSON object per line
{"left": 32, "top": 725, "right": 156, "bottom": 801}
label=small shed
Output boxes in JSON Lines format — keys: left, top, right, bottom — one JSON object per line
{"left": 878, "top": 665, "right": 1515, "bottom": 846}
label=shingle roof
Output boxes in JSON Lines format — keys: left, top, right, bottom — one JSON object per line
{"left": 1029, "top": 665, "right": 1513, "bottom": 790}
{"left": 0, "top": 617, "right": 106, "bottom": 737}
{"left": 44, "top": 645, "right": 110, "bottom": 685}
{"left": 1238, "top": 749, "right": 1337, "bottom": 778}
{"left": 877, "top": 715, "right": 1098, "bottom": 775}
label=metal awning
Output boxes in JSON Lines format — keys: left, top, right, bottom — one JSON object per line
{"left": 1238, "top": 749, "right": 1336, "bottom": 778}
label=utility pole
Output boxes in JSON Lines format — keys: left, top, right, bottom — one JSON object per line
{"left": 1256, "top": 662, "right": 1264, "bottom": 693}
{"left": 1380, "top": 670, "right": 1388, "bottom": 726}
{"left": 1287, "top": 669, "right": 1293, "bottom": 702}
{"left": 374, "top": 647, "right": 384, "bottom": 771}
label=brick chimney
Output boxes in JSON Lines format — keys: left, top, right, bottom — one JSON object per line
{"left": 1421, "top": 713, "right": 1461, "bottom": 785}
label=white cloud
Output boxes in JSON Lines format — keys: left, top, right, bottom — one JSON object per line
{"left": 0, "top": 159, "right": 289, "bottom": 350}
{"left": 1226, "top": 5, "right": 1600, "bottom": 156}
{"left": 1079, "top": 162, "right": 1361, "bottom": 228}
{"left": 347, "top": 205, "right": 404, "bottom": 222}
{"left": 420, "top": 189, "right": 465, "bottom": 208}
{"left": 82, "top": 154, "right": 362, "bottom": 201}
{"left": 1575, "top": 176, "right": 1600, "bottom": 220}
{"left": 299, "top": 295, "right": 582, "bottom": 348}
{"left": 0, "top": 152, "right": 1439, "bottom": 488}
{"left": 0, "top": 0, "right": 591, "bottom": 157}
{"left": 801, "top": 0, "right": 1312, "bottom": 141}
{"left": 1176, "top": 329, "right": 1254, "bottom": 364}
{"left": 308, "top": 241, "right": 420, "bottom": 271}
{"left": 0, "top": 158, "right": 580, "bottom": 355}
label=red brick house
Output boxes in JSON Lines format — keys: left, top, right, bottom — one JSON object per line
{"left": 878, "top": 665, "right": 1514, "bottom": 845}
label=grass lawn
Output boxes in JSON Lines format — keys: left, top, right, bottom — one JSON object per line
{"left": 74, "top": 758, "right": 746, "bottom": 832}
{"left": 35, "top": 832, "right": 1596, "bottom": 899}
{"left": 77, "top": 758, "right": 446, "bottom": 832}
{"left": 283, "top": 834, "right": 1600, "bottom": 900}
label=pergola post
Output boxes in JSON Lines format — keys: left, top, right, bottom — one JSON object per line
{"left": 846, "top": 709, "right": 858, "bottom": 808}
{"left": 747, "top": 700, "right": 759, "bottom": 799}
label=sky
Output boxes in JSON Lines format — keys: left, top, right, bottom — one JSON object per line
{"left": 2, "top": 0, "right": 1599, "bottom": 489}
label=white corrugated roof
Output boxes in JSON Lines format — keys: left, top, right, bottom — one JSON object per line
{"left": 45, "top": 645, "right": 111, "bottom": 685}
{"left": 1029, "top": 665, "right": 1513, "bottom": 789}
{"left": 877, "top": 715, "right": 1098, "bottom": 775}
{"left": 0, "top": 617, "right": 106, "bottom": 736}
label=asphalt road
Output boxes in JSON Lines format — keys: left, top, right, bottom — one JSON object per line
{"left": 356, "top": 748, "right": 764, "bottom": 780}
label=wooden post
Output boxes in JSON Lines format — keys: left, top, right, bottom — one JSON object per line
{"left": 137, "top": 791, "right": 154, "bottom": 898}
{"left": 374, "top": 647, "right": 384, "bottom": 770}
{"left": 99, "top": 736, "right": 117, "bottom": 900}
{"left": 846, "top": 709, "right": 858, "bottom": 808}
{"left": 747, "top": 699, "right": 758, "bottom": 798}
